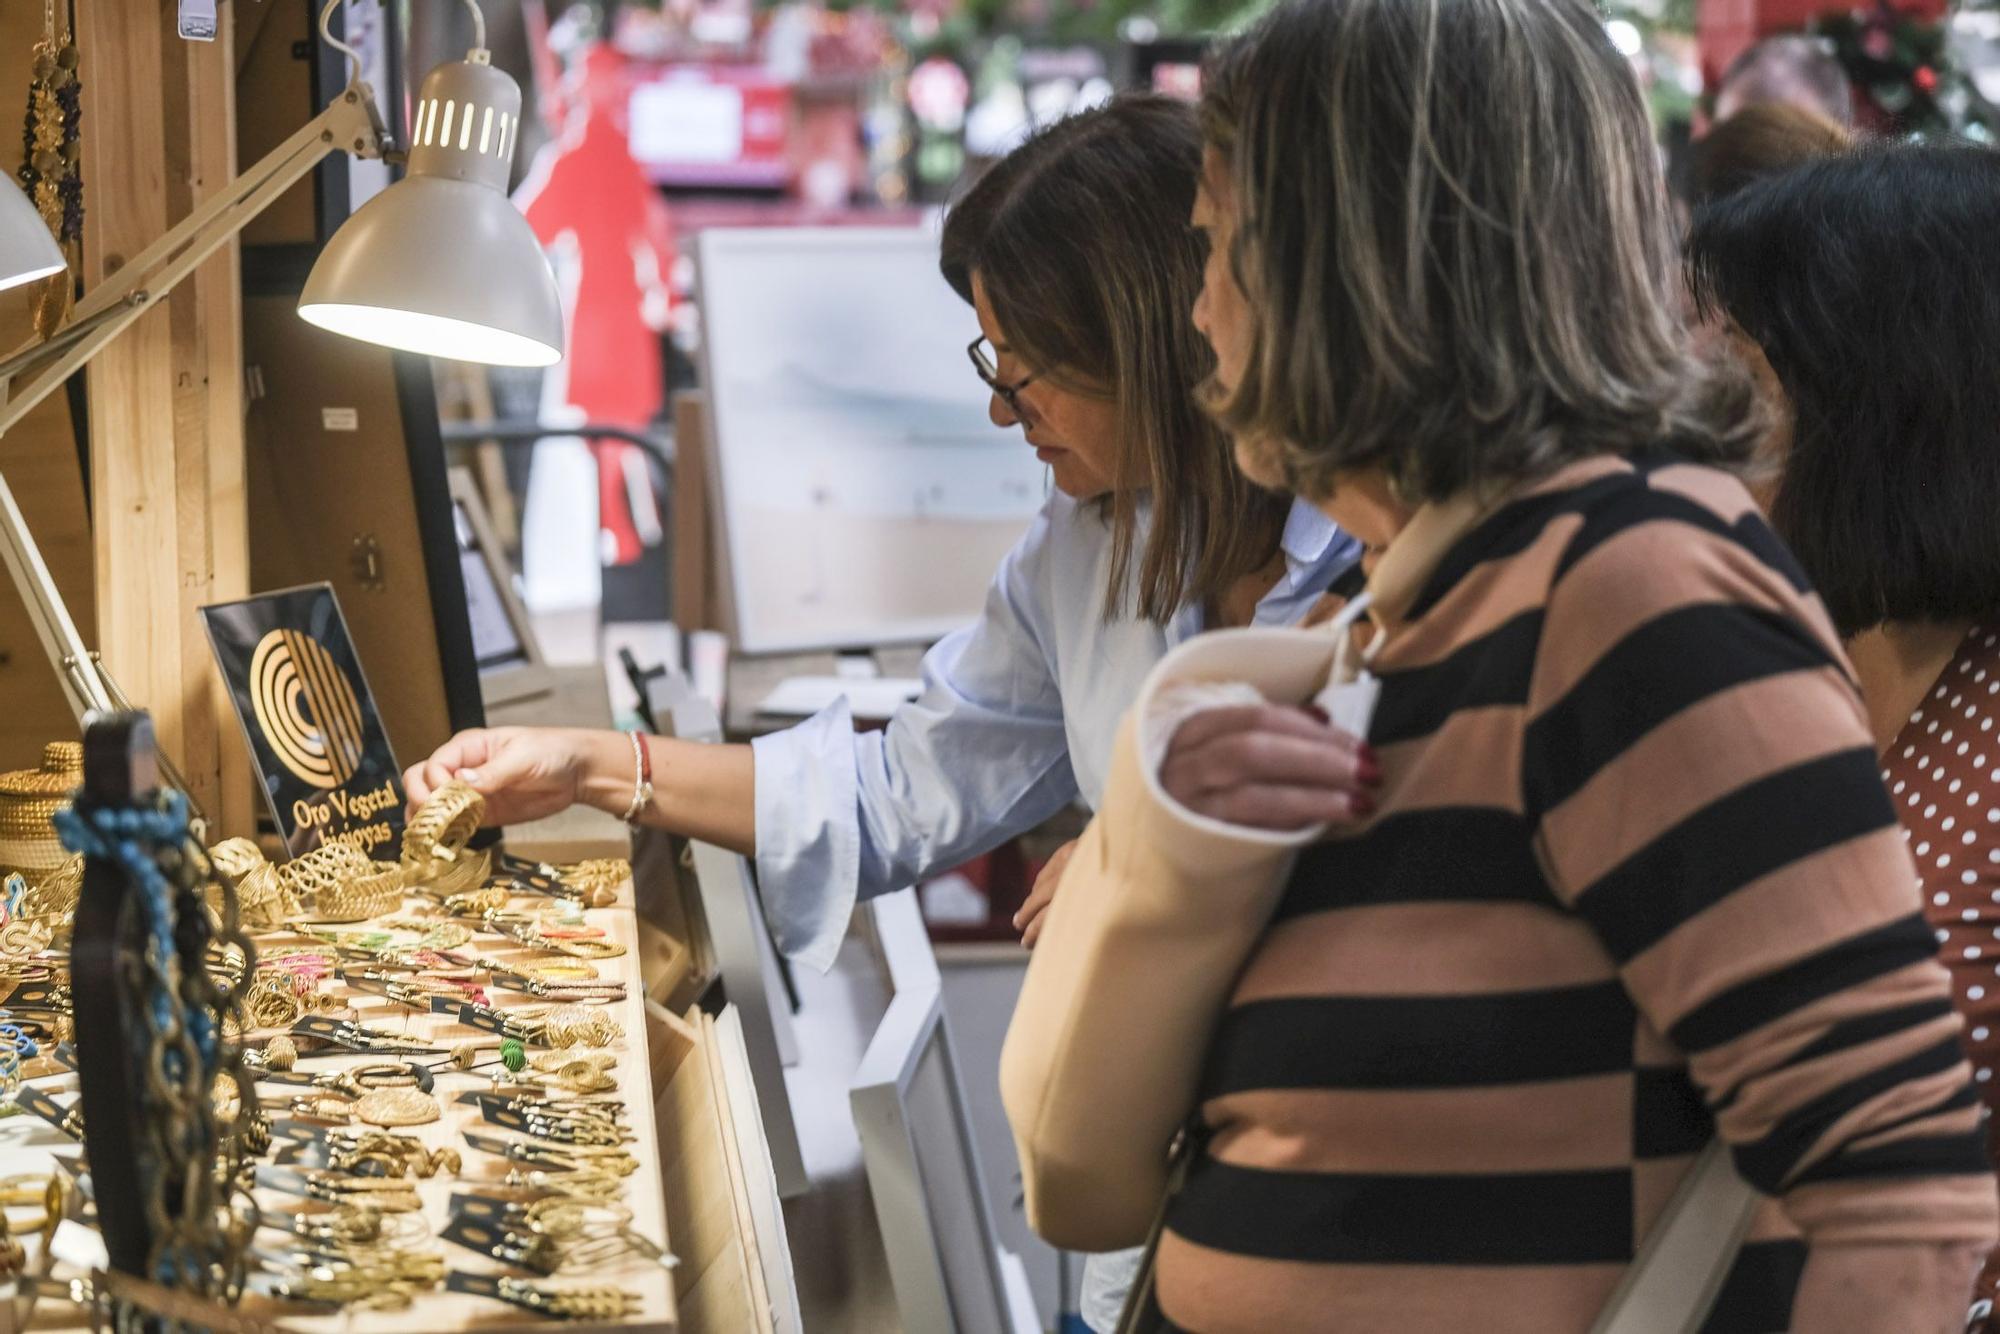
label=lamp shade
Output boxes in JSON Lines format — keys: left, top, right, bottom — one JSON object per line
{"left": 0, "top": 175, "right": 65, "bottom": 295}
{"left": 299, "top": 54, "right": 562, "bottom": 368}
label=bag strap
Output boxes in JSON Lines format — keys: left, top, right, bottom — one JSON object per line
{"left": 1591, "top": 1138, "right": 1759, "bottom": 1334}
{"left": 1112, "top": 1121, "right": 1203, "bottom": 1334}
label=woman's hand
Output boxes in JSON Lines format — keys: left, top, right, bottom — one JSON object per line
{"left": 403, "top": 726, "right": 623, "bottom": 827}
{"left": 1013, "top": 838, "right": 1079, "bottom": 949}
{"left": 1161, "top": 705, "right": 1378, "bottom": 831}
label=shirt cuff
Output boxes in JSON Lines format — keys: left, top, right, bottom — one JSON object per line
{"left": 751, "top": 698, "right": 862, "bottom": 973}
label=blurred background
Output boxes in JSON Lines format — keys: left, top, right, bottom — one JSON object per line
{"left": 395, "top": 0, "right": 2000, "bottom": 656}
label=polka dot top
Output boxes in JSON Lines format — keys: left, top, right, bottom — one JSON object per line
{"left": 1883, "top": 621, "right": 2000, "bottom": 1324}
{"left": 1888, "top": 625, "right": 2000, "bottom": 1063}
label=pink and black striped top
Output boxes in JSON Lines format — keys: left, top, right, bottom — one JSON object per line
{"left": 1156, "top": 455, "right": 1996, "bottom": 1333}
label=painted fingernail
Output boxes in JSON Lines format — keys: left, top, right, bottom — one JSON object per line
{"left": 1356, "top": 756, "right": 1383, "bottom": 785}
{"left": 1350, "top": 792, "right": 1377, "bottom": 817}
{"left": 1358, "top": 743, "right": 1379, "bottom": 766}
{"left": 1304, "top": 704, "right": 1330, "bottom": 724}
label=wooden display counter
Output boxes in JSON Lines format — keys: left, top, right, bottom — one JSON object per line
{"left": 0, "top": 875, "right": 795, "bottom": 1334}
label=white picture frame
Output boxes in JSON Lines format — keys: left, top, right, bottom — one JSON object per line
{"left": 695, "top": 227, "right": 1047, "bottom": 655}
{"left": 850, "top": 890, "right": 1041, "bottom": 1334}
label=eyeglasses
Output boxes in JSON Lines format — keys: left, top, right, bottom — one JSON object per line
{"left": 967, "top": 337, "right": 1038, "bottom": 417}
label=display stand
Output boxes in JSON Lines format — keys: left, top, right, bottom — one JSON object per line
{"left": 68, "top": 714, "right": 174, "bottom": 1281}
{"left": 0, "top": 850, "right": 715, "bottom": 1332}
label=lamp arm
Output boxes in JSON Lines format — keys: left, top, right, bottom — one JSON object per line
{"left": 0, "top": 82, "right": 387, "bottom": 444}
{"left": 0, "top": 79, "right": 386, "bottom": 823}
{"left": 0, "top": 469, "right": 105, "bottom": 721}
{"left": 0, "top": 462, "right": 203, "bottom": 828}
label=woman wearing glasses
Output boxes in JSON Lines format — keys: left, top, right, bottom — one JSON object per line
{"left": 404, "top": 94, "right": 1369, "bottom": 976}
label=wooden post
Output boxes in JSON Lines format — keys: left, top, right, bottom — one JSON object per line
{"left": 0, "top": 6, "right": 97, "bottom": 773}
{"left": 78, "top": 3, "right": 252, "bottom": 835}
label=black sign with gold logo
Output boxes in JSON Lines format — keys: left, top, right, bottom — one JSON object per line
{"left": 202, "top": 584, "right": 404, "bottom": 857}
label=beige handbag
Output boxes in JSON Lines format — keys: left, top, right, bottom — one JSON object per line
{"left": 999, "top": 624, "right": 1343, "bottom": 1253}
{"left": 1007, "top": 599, "right": 1760, "bottom": 1330}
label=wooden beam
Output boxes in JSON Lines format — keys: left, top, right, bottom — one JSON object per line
{"left": 0, "top": 8, "right": 96, "bottom": 770}
{"left": 78, "top": 3, "right": 253, "bottom": 835}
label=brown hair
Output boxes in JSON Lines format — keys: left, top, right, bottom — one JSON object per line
{"left": 1200, "top": 0, "right": 1759, "bottom": 505}
{"left": 1691, "top": 104, "right": 1854, "bottom": 204}
{"left": 941, "top": 96, "right": 1286, "bottom": 624}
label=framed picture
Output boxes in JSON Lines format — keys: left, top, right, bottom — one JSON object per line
{"left": 695, "top": 227, "right": 1046, "bottom": 655}
{"left": 851, "top": 890, "right": 1041, "bottom": 1334}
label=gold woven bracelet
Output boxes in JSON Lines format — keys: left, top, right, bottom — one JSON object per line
{"left": 400, "top": 781, "right": 484, "bottom": 884}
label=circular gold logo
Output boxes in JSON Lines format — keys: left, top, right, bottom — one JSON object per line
{"left": 249, "top": 628, "right": 364, "bottom": 790}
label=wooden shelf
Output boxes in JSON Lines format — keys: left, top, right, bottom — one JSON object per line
{"left": 0, "top": 877, "right": 797, "bottom": 1333}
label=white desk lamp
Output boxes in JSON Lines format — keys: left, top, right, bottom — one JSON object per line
{"left": 0, "top": 0, "right": 560, "bottom": 739}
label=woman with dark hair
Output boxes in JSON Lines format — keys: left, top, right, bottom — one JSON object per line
{"left": 1003, "top": 3, "right": 1994, "bottom": 1330}
{"left": 1689, "top": 142, "right": 2000, "bottom": 1331}
{"left": 402, "top": 95, "right": 1366, "bottom": 971}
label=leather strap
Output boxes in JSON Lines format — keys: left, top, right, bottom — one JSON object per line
{"left": 1592, "top": 1139, "right": 1759, "bottom": 1334}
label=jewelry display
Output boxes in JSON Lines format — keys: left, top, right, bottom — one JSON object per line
{"left": 445, "top": 1190, "right": 662, "bottom": 1273}
{"left": 244, "top": 972, "right": 309, "bottom": 1030}
{"left": 261, "top": 1060, "right": 431, "bottom": 1099}
{"left": 279, "top": 842, "right": 401, "bottom": 923}
{"left": 524, "top": 959, "right": 599, "bottom": 983}
{"left": 550, "top": 859, "right": 629, "bottom": 908}
{"left": 284, "top": 1170, "right": 425, "bottom": 1214}
{"left": 247, "top": 1033, "right": 299, "bottom": 1072}
{"left": 465, "top": 1002, "right": 624, "bottom": 1052}
{"left": 527, "top": 1049, "right": 620, "bottom": 1096}
{"left": 442, "top": 885, "right": 511, "bottom": 918}
{"left": 478, "top": 1099, "right": 632, "bottom": 1148}
{"left": 286, "top": 1016, "right": 448, "bottom": 1057}
{"left": 534, "top": 1005, "right": 624, "bottom": 1050}
{"left": 462, "top": 1132, "right": 640, "bottom": 1179}
{"left": 376, "top": 916, "right": 476, "bottom": 951}
{"left": 290, "top": 1091, "right": 364, "bottom": 1122}
{"left": 17, "top": 0, "right": 80, "bottom": 337}
{"left": 493, "top": 854, "right": 628, "bottom": 909}
{"left": 487, "top": 914, "right": 628, "bottom": 961}
{"left": 0, "top": 918, "right": 52, "bottom": 957}
{"left": 270, "top": 1248, "right": 446, "bottom": 1311}
{"left": 488, "top": 970, "right": 627, "bottom": 1003}
{"left": 463, "top": 1090, "right": 625, "bottom": 1126}
{"left": 210, "top": 839, "right": 307, "bottom": 929}
{"left": 401, "top": 781, "right": 484, "bottom": 884}
{"left": 262, "top": 1201, "right": 417, "bottom": 1246}
{"left": 54, "top": 733, "right": 262, "bottom": 1310}
{"left": 354, "top": 1088, "right": 442, "bottom": 1128}
{"left": 425, "top": 847, "right": 495, "bottom": 900}
{"left": 315, "top": 1131, "right": 462, "bottom": 1180}
{"left": 11, "top": 854, "right": 81, "bottom": 922}
{"left": 442, "top": 1211, "right": 564, "bottom": 1275}
{"left": 502, "top": 1168, "right": 628, "bottom": 1202}
{"left": 448, "top": 1272, "right": 642, "bottom": 1322}
{"left": 0, "top": 721, "right": 669, "bottom": 1329}
{"left": 344, "top": 968, "right": 490, "bottom": 1012}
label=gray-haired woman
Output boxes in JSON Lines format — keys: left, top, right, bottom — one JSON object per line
{"left": 1004, "top": 2, "right": 1996, "bottom": 1330}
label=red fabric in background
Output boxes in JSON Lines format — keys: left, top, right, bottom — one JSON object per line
{"left": 515, "top": 43, "right": 677, "bottom": 566}
{"left": 1696, "top": 0, "right": 1947, "bottom": 98}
